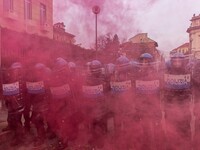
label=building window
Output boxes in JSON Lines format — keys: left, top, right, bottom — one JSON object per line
{"left": 24, "top": 0, "right": 32, "bottom": 20}
{"left": 3, "top": 0, "right": 14, "bottom": 12}
{"left": 40, "top": 3, "right": 47, "bottom": 25}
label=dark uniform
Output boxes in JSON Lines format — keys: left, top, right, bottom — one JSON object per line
{"left": 68, "top": 61, "right": 80, "bottom": 106}
{"left": 81, "top": 60, "right": 107, "bottom": 149}
{"left": 48, "top": 58, "right": 74, "bottom": 149}
{"left": 133, "top": 53, "right": 163, "bottom": 150}
{"left": 2, "top": 62, "right": 25, "bottom": 146}
{"left": 190, "top": 58, "right": 200, "bottom": 150}
{"left": 108, "top": 56, "right": 134, "bottom": 150}
{"left": 23, "top": 65, "right": 32, "bottom": 133}
{"left": 26, "top": 63, "right": 50, "bottom": 146}
{"left": 164, "top": 52, "right": 192, "bottom": 150}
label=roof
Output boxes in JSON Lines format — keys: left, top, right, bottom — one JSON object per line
{"left": 64, "top": 32, "right": 75, "bottom": 37}
{"left": 53, "top": 22, "right": 75, "bottom": 37}
{"left": 54, "top": 28, "right": 75, "bottom": 37}
{"left": 190, "top": 14, "right": 200, "bottom": 21}
{"left": 172, "top": 43, "right": 189, "bottom": 51}
{"left": 121, "top": 41, "right": 158, "bottom": 51}
{"left": 128, "top": 33, "right": 157, "bottom": 44}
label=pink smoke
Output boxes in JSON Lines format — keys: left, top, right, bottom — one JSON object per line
{"left": 54, "top": 0, "right": 200, "bottom": 53}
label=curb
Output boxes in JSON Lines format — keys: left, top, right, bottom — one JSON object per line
{"left": 0, "top": 121, "right": 12, "bottom": 145}
{"left": 0, "top": 130, "right": 12, "bottom": 145}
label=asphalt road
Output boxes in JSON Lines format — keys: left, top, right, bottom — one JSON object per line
{"left": 0, "top": 91, "right": 199, "bottom": 150}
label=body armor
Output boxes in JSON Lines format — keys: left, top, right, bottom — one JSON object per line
{"left": 3, "top": 62, "right": 25, "bottom": 114}
{"left": 81, "top": 60, "right": 108, "bottom": 148}
{"left": 2, "top": 62, "right": 25, "bottom": 146}
{"left": 164, "top": 52, "right": 192, "bottom": 150}
{"left": 164, "top": 52, "right": 192, "bottom": 98}
{"left": 26, "top": 63, "right": 49, "bottom": 113}
{"left": 26, "top": 63, "right": 50, "bottom": 145}
{"left": 132, "top": 53, "right": 164, "bottom": 150}
{"left": 107, "top": 56, "right": 136, "bottom": 149}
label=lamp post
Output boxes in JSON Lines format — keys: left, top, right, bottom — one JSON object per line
{"left": 92, "top": 5, "right": 100, "bottom": 59}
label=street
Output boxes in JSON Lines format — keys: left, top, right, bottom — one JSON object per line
{"left": 0, "top": 89, "right": 198, "bottom": 150}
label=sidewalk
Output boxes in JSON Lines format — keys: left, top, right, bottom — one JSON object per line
{"left": 0, "top": 101, "right": 8, "bottom": 130}
{"left": 0, "top": 104, "right": 56, "bottom": 150}
{"left": 0, "top": 108, "right": 7, "bottom": 122}
{"left": 0, "top": 103, "right": 11, "bottom": 146}
{"left": 0, "top": 108, "right": 11, "bottom": 149}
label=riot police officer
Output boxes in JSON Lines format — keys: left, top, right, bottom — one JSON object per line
{"left": 133, "top": 53, "right": 163, "bottom": 150}
{"left": 164, "top": 52, "right": 192, "bottom": 150}
{"left": 68, "top": 61, "right": 84, "bottom": 109}
{"left": 26, "top": 63, "right": 50, "bottom": 147}
{"left": 108, "top": 55, "right": 135, "bottom": 149}
{"left": 81, "top": 60, "right": 108, "bottom": 149}
{"left": 192, "top": 59, "right": 200, "bottom": 150}
{"left": 2, "top": 62, "right": 25, "bottom": 146}
{"left": 48, "top": 57, "right": 72, "bottom": 149}
{"left": 68, "top": 61, "right": 79, "bottom": 101}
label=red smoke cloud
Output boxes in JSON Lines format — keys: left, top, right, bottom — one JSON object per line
{"left": 70, "top": 0, "right": 105, "bottom": 8}
{"left": 54, "top": 0, "right": 200, "bottom": 53}
{"left": 53, "top": 0, "right": 144, "bottom": 48}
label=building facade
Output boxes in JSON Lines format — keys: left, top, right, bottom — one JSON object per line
{"left": 0, "top": 0, "right": 53, "bottom": 38}
{"left": 0, "top": 0, "right": 54, "bottom": 67}
{"left": 187, "top": 14, "right": 200, "bottom": 59}
{"left": 170, "top": 43, "right": 190, "bottom": 56}
{"left": 121, "top": 33, "right": 161, "bottom": 61}
{"left": 53, "top": 22, "right": 75, "bottom": 44}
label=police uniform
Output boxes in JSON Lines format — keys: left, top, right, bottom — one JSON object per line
{"left": 108, "top": 56, "right": 136, "bottom": 149}
{"left": 81, "top": 60, "right": 108, "bottom": 148}
{"left": 2, "top": 62, "right": 25, "bottom": 146}
{"left": 163, "top": 52, "right": 192, "bottom": 150}
{"left": 133, "top": 53, "right": 163, "bottom": 150}
{"left": 26, "top": 63, "right": 50, "bottom": 146}
{"left": 48, "top": 58, "right": 74, "bottom": 149}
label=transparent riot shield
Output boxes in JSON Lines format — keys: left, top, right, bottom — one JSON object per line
{"left": 132, "top": 61, "right": 164, "bottom": 150}
{"left": 163, "top": 58, "right": 193, "bottom": 150}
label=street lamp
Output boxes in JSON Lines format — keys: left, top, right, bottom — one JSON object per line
{"left": 92, "top": 5, "right": 100, "bottom": 59}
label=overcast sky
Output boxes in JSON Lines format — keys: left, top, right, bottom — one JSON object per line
{"left": 53, "top": 0, "right": 200, "bottom": 55}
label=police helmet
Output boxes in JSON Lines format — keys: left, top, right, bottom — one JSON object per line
{"left": 68, "top": 62, "right": 76, "bottom": 73}
{"left": 116, "top": 56, "right": 129, "bottom": 65}
{"left": 139, "top": 53, "right": 153, "bottom": 63}
{"left": 170, "top": 52, "right": 186, "bottom": 68}
{"left": 116, "top": 56, "right": 130, "bottom": 72}
{"left": 54, "top": 57, "right": 68, "bottom": 71}
{"left": 10, "top": 62, "right": 22, "bottom": 69}
{"left": 68, "top": 62, "right": 76, "bottom": 69}
{"left": 32, "top": 63, "right": 46, "bottom": 79}
{"left": 89, "top": 60, "right": 102, "bottom": 75}
{"left": 34, "top": 63, "right": 46, "bottom": 71}
{"left": 10, "top": 62, "right": 23, "bottom": 77}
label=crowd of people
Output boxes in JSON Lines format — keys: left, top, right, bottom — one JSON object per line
{"left": 0, "top": 52, "right": 200, "bottom": 150}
